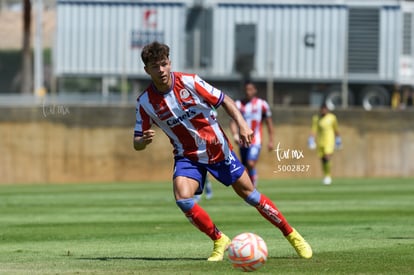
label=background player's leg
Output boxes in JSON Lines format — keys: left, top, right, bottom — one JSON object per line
{"left": 205, "top": 176, "right": 213, "bottom": 199}
{"left": 322, "top": 157, "right": 331, "bottom": 176}
{"left": 321, "top": 155, "right": 332, "bottom": 185}
{"left": 246, "top": 145, "right": 261, "bottom": 187}
{"left": 246, "top": 160, "right": 258, "bottom": 187}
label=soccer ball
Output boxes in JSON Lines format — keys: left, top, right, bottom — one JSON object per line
{"left": 228, "top": 232, "right": 268, "bottom": 272}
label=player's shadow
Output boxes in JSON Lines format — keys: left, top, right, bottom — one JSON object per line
{"left": 79, "top": 256, "right": 205, "bottom": 261}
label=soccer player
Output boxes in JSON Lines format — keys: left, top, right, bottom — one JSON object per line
{"left": 308, "top": 103, "right": 342, "bottom": 185}
{"left": 230, "top": 81, "right": 274, "bottom": 187}
{"left": 194, "top": 176, "right": 213, "bottom": 202}
{"left": 134, "top": 42, "right": 312, "bottom": 261}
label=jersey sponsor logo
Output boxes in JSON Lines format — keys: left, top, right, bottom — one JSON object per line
{"left": 166, "top": 109, "right": 197, "bottom": 126}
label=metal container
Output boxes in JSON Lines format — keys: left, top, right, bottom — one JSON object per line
{"left": 209, "top": 1, "right": 401, "bottom": 83}
{"left": 54, "top": 0, "right": 409, "bottom": 86}
{"left": 55, "top": 0, "right": 188, "bottom": 76}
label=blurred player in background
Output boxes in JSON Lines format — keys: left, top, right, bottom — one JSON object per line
{"left": 194, "top": 176, "right": 213, "bottom": 202}
{"left": 230, "top": 81, "right": 274, "bottom": 187}
{"left": 134, "top": 42, "right": 312, "bottom": 261}
{"left": 308, "top": 103, "right": 341, "bottom": 185}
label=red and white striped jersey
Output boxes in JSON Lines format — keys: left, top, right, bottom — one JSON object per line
{"left": 134, "top": 72, "right": 232, "bottom": 164}
{"left": 236, "top": 97, "right": 272, "bottom": 146}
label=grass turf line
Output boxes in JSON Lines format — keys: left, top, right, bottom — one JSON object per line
{"left": 0, "top": 178, "right": 413, "bottom": 274}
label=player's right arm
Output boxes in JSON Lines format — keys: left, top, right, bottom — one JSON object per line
{"left": 134, "top": 130, "right": 155, "bottom": 151}
{"left": 133, "top": 99, "right": 154, "bottom": 151}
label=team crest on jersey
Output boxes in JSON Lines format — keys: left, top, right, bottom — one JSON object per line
{"left": 178, "top": 89, "right": 196, "bottom": 107}
{"left": 180, "top": 89, "right": 190, "bottom": 99}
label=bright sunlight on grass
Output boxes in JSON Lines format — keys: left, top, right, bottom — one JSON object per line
{"left": 0, "top": 178, "right": 413, "bottom": 274}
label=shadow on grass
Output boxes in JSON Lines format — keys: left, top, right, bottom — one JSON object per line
{"left": 78, "top": 257, "right": 206, "bottom": 261}
{"left": 78, "top": 256, "right": 294, "bottom": 261}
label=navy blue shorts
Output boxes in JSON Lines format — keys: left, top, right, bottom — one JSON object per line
{"left": 173, "top": 151, "right": 245, "bottom": 195}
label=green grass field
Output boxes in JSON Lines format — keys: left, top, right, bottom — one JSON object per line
{"left": 0, "top": 178, "right": 413, "bottom": 274}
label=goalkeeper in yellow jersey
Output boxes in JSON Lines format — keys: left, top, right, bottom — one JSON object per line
{"left": 308, "top": 103, "right": 341, "bottom": 185}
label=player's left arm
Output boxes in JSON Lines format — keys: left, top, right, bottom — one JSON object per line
{"left": 222, "top": 95, "right": 253, "bottom": 147}
{"left": 230, "top": 119, "right": 240, "bottom": 144}
{"left": 263, "top": 101, "right": 274, "bottom": 151}
{"left": 133, "top": 101, "right": 154, "bottom": 151}
{"left": 333, "top": 115, "right": 342, "bottom": 148}
{"left": 333, "top": 115, "right": 340, "bottom": 136}
{"left": 310, "top": 115, "right": 318, "bottom": 138}
{"left": 264, "top": 116, "right": 274, "bottom": 151}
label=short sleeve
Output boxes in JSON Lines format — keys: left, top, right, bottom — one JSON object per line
{"left": 193, "top": 75, "right": 224, "bottom": 108}
{"left": 262, "top": 100, "right": 272, "bottom": 118}
{"left": 134, "top": 100, "right": 152, "bottom": 137}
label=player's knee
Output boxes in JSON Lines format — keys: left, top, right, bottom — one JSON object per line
{"left": 176, "top": 198, "right": 195, "bottom": 213}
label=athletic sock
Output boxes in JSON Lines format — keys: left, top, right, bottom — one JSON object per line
{"left": 322, "top": 158, "right": 331, "bottom": 176}
{"left": 245, "top": 190, "right": 293, "bottom": 236}
{"left": 182, "top": 201, "right": 222, "bottom": 240}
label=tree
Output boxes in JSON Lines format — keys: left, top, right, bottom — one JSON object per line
{"left": 21, "top": 0, "right": 32, "bottom": 94}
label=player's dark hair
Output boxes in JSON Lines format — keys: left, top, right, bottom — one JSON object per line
{"left": 244, "top": 80, "right": 255, "bottom": 87}
{"left": 141, "top": 41, "right": 170, "bottom": 65}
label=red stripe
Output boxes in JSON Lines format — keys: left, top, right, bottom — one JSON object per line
{"left": 251, "top": 119, "right": 258, "bottom": 144}
{"left": 147, "top": 86, "right": 173, "bottom": 120}
{"left": 194, "top": 81, "right": 219, "bottom": 106}
{"left": 191, "top": 113, "right": 225, "bottom": 163}
{"left": 170, "top": 123, "right": 198, "bottom": 162}
{"left": 252, "top": 97, "right": 258, "bottom": 107}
